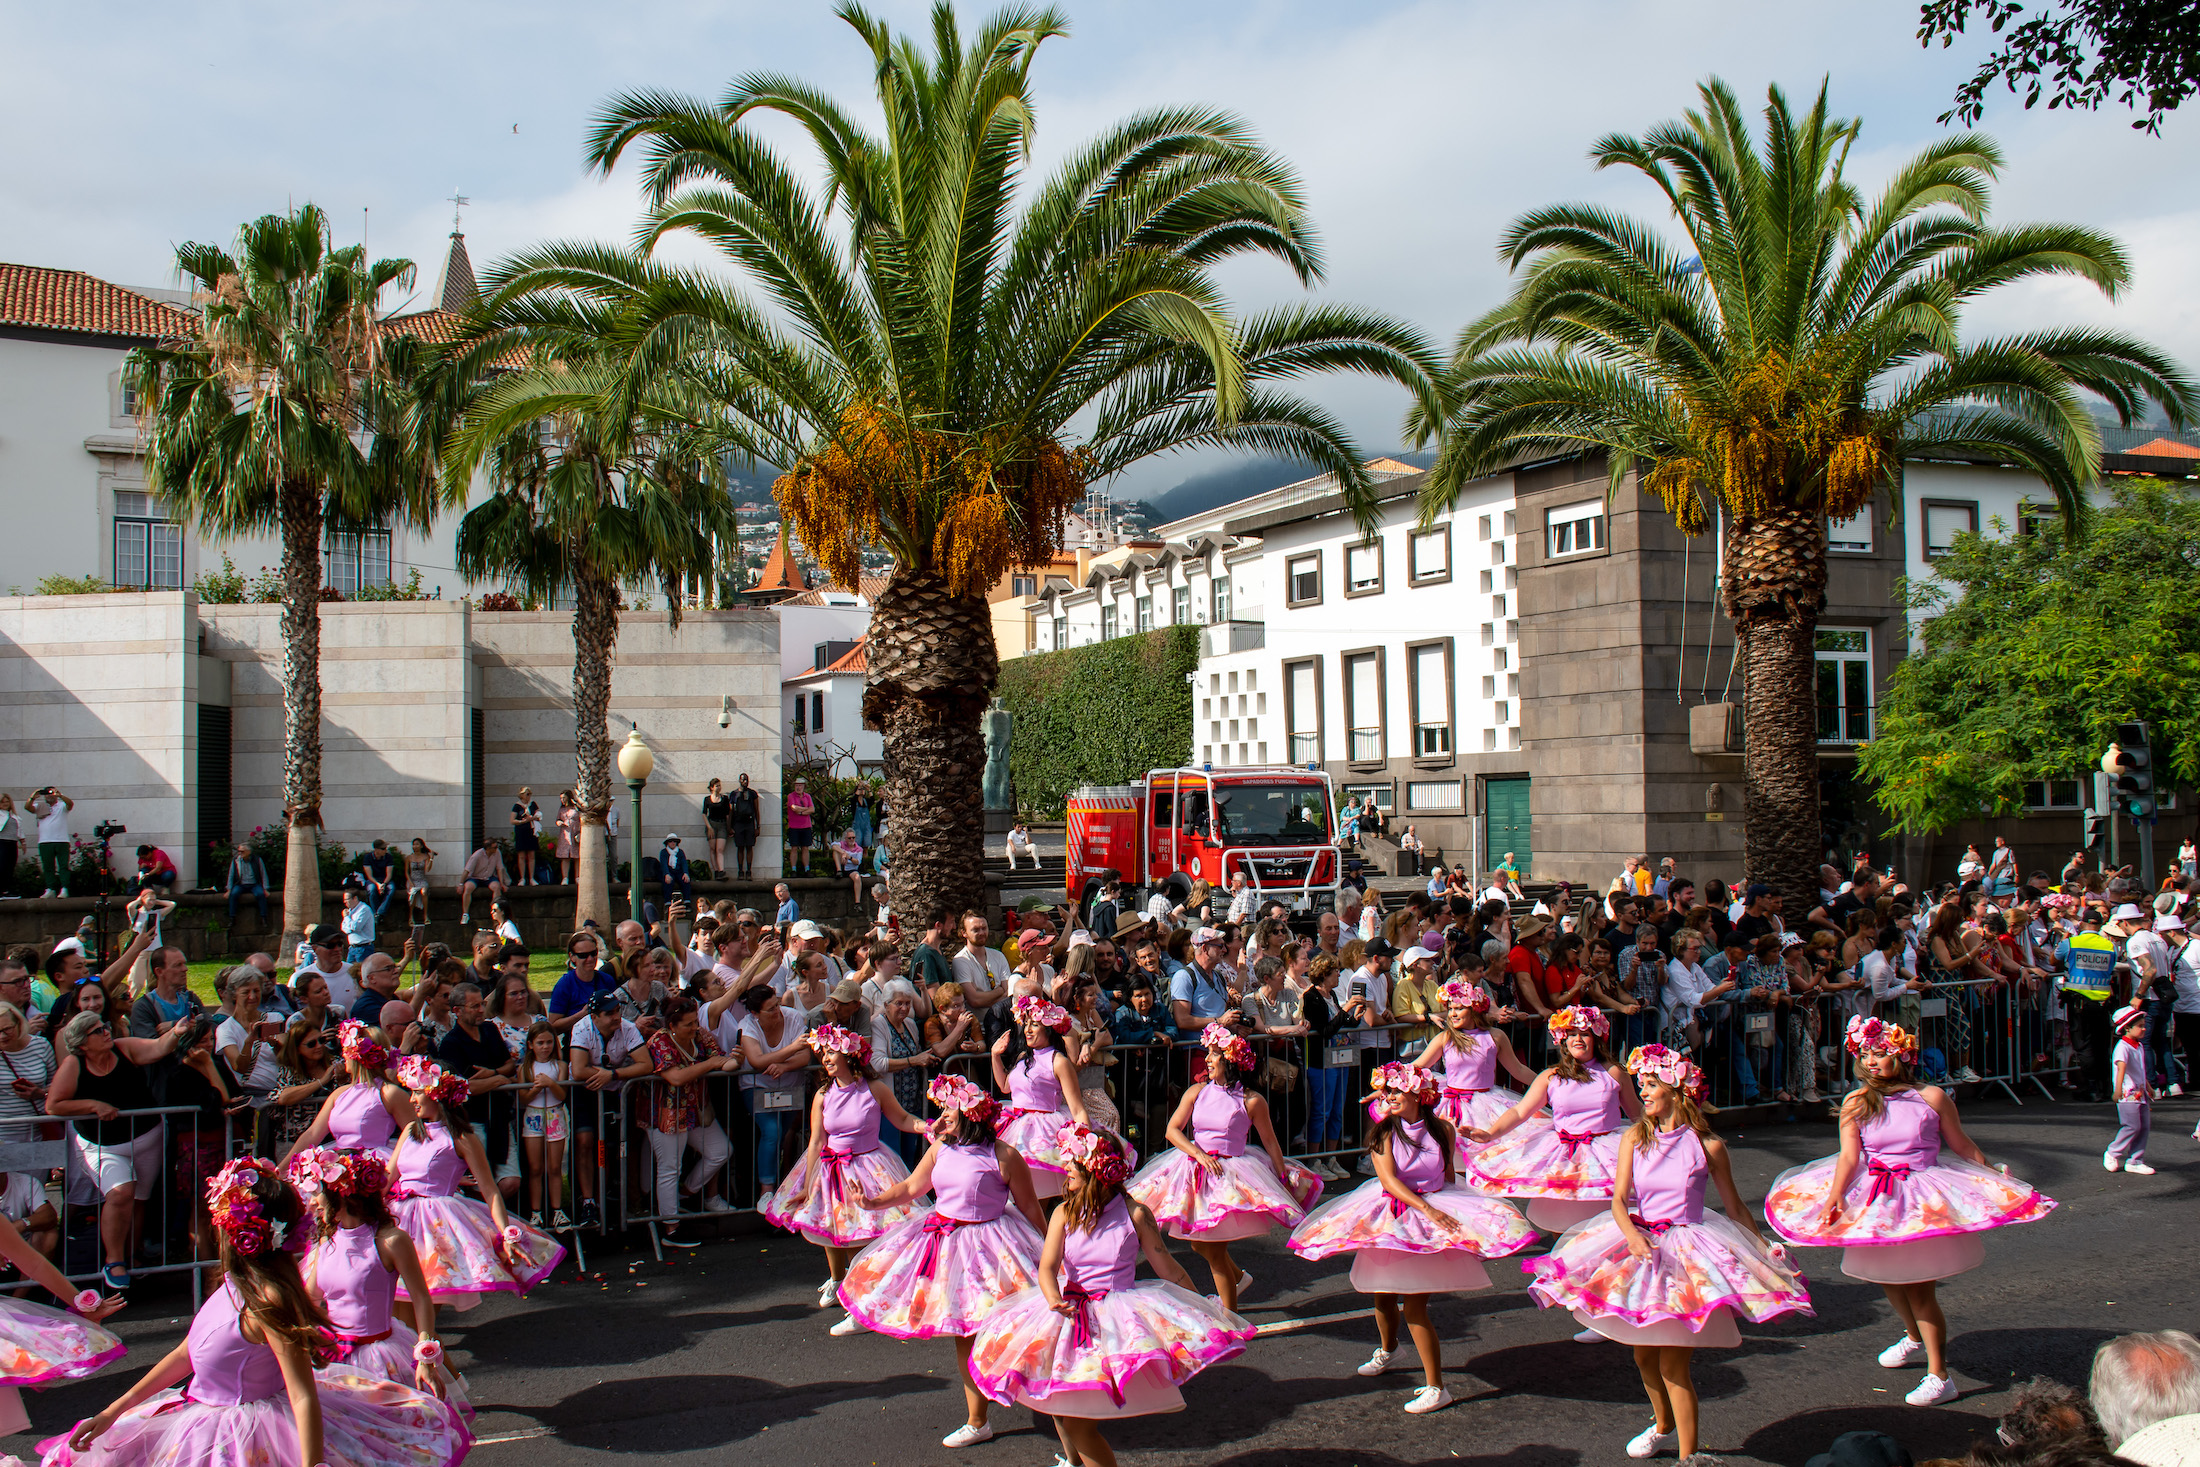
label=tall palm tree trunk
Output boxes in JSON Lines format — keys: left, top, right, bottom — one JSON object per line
{"left": 864, "top": 570, "right": 997, "bottom": 936}
{"left": 279, "top": 480, "right": 325, "bottom": 957}
{"left": 1723, "top": 506, "right": 1828, "bottom": 918}
{"left": 572, "top": 566, "right": 620, "bottom": 930}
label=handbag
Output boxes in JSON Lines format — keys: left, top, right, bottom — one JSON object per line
{"left": 1257, "top": 1054, "right": 1301, "bottom": 1089}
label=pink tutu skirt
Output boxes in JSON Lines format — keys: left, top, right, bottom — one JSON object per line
{"left": 1763, "top": 1154, "right": 2054, "bottom": 1251}
{"left": 321, "top": 1320, "right": 474, "bottom": 1424}
{"left": 1287, "top": 1177, "right": 1539, "bottom": 1266}
{"left": 1125, "top": 1150, "right": 1323, "bottom": 1242}
{"left": 0, "top": 1294, "right": 123, "bottom": 1388}
{"left": 763, "top": 1144, "right": 922, "bottom": 1247}
{"left": 1528, "top": 1211, "right": 1812, "bottom": 1342}
{"left": 998, "top": 1110, "right": 1135, "bottom": 1199}
{"left": 1467, "top": 1117, "right": 1622, "bottom": 1201}
{"left": 39, "top": 1371, "right": 469, "bottom": 1467}
{"left": 968, "top": 1280, "right": 1252, "bottom": 1419}
{"left": 1838, "top": 1234, "right": 1988, "bottom": 1284}
{"left": 838, "top": 1209, "right": 1046, "bottom": 1339}
{"left": 391, "top": 1193, "right": 564, "bottom": 1309}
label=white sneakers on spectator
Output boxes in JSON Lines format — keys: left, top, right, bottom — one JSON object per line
{"left": 1950, "top": 1067, "right": 1981, "bottom": 1084}
{"left": 2104, "top": 1151, "right": 2122, "bottom": 1172}
{"left": 829, "top": 1313, "right": 865, "bottom": 1336}
{"left": 1627, "top": 1423, "right": 1678, "bottom": 1458}
{"left": 756, "top": 1188, "right": 775, "bottom": 1215}
{"left": 1356, "top": 1347, "right": 1392, "bottom": 1376}
{"left": 2123, "top": 1160, "right": 2157, "bottom": 1175}
{"left": 1404, "top": 1386, "right": 1452, "bottom": 1414}
{"left": 1877, "top": 1334, "right": 1923, "bottom": 1368}
{"left": 816, "top": 1276, "right": 840, "bottom": 1307}
{"left": 941, "top": 1423, "right": 994, "bottom": 1448}
{"left": 1906, "top": 1373, "right": 1958, "bottom": 1405}
{"left": 702, "top": 1195, "right": 732, "bottom": 1213}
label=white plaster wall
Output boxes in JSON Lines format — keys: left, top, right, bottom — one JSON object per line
{"left": 0, "top": 590, "right": 195, "bottom": 865}
{"left": 0, "top": 336, "right": 137, "bottom": 596}
{"left": 774, "top": 601, "right": 870, "bottom": 679}
{"left": 782, "top": 673, "right": 881, "bottom": 775}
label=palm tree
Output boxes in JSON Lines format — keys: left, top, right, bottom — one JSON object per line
{"left": 126, "top": 205, "right": 436, "bottom": 952}
{"left": 445, "top": 271, "right": 740, "bottom": 929}
{"left": 1410, "top": 78, "right": 2193, "bottom": 910}
{"left": 567, "top": 1, "right": 1440, "bottom": 924}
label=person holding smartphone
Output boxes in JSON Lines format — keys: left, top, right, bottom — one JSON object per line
{"left": 215, "top": 968, "right": 285, "bottom": 1098}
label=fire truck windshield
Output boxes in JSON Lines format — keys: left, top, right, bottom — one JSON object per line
{"left": 1211, "top": 784, "right": 1330, "bottom": 845}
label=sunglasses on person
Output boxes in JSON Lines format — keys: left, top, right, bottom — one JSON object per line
{"left": 300, "top": 1036, "right": 326, "bottom": 1050}
{"left": 572, "top": 948, "right": 600, "bottom": 960}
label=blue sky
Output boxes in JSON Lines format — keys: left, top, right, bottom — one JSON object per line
{"left": 8, "top": 0, "right": 2196, "bottom": 497}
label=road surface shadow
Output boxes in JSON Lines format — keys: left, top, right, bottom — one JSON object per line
{"left": 1737, "top": 1403, "right": 1999, "bottom": 1466}
{"left": 1465, "top": 1337, "right": 1801, "bottom": 1404}
{"left": 1198, "top": 1445, "right": 1583, "bottom": 1467}
{"left": 530, "top": 1369, "right": 943, "bottom": 1451}
{"left": 1952, "top": 1326, "right": 2125, "bottom": 1386}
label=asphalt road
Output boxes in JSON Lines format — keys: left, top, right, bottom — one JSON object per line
{"left": 8, "top": 1096, "right": 2193, "bottom": 1467}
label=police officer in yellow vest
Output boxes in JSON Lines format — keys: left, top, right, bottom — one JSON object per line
{"left": 2060, "top": 914, "right": 2120, "bottom": 1102}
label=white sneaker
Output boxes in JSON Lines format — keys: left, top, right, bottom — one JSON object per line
{"left": 1574, "top": 1327, "right": 1605, "bottom": 1343}
{"left": 702, "top": 1195, "right": 732, "bottom": 1213}
{"left": 1907, "top": 1373, "right": 1958, "bottom": 1405}
{"left": 756, "top": 1188, "right": 776, "bottom": 1215}
{"left": 2124, "top": 1161, "right": 2157, "bottom": 1175}
{"left": 1404, "top": 1385, "right": 1452, "bottom": 1414}
{"left": 829, "top": 1312, "right": 864, "bottom": 1336}
{"left": 1952, "top": 1067, "right": 1981, "bottom": 1084}
{"left": 1878, "top": 1334, "right": 1924, "bottom": 1367}
{"left": 2104, "top": 1151, "right": 2123, "bottom": 1172}
{"left": 1236, "top": 1270, "right": 1253, "bottom": 1293}
{"left": 1627, "top": 1423, "right": 1679, "bottom": 1459}
{"left": 2172, "top": 1084, "right": 2186, "bottom": 1097}
{"left": 941, "top": 1423, "right": 994, "bottom": 1448}
{"left": 1356, "top": 1347, "right": 1392, "bottom": 1377}
{"left": 816, "top": 1276, "right": 840, "bottom": 1307}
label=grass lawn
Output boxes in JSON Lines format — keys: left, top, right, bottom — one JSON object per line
{"left": 182, "top": 951, "right": 573, "bottom": 1004}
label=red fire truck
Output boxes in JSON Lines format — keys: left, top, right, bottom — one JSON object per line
{"left": 1065, "top": 766, "right": 1341, "bottom": 922}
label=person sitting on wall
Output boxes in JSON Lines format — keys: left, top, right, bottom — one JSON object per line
{"left": 131, "top": 845, "right": 177, "bottom": 894}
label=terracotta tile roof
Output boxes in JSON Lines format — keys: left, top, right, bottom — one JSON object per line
{"left": 0, "top": 264, "right": 196, "bottom": 341}
{"left": 1365, "top": 456, "right": 1422, "bottom": 476}
{"left": 383, "top": 307, "right": 467, "bottom": 344}
{"left": 2128, "top": 436, "right": 2200, "bottom": 459}
{"left": 777, "top": 572, "right": 889, "bottom": 606}
{"left": 752, "top": 524, "right": 807, "bottom": 595}
{"left": 793, "top": 636, "right": 869, "bottom": 677}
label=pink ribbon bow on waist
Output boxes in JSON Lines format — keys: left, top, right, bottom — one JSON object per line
{"left": 914, "top": 1213, "right": 970, "bottom": 1279}
{"left": 1443, "top": 1086, "right": 1487, "bottom": 1102}
{"left": 1556, "top": 1127, "right": 1605, "bottom": 1158}
{"left": 322, "top": 1327, "right": 392, "bottom": 1363}
{"left": 1061, "top": 1283, "right": 1109, "bottom": 1352}
{"left": 1864, "top": 1158, "right": 1910, "bottom": 1204}
{"left": 816, "top": 1146, "right": 868, "bottom": 1208}
{"left": 1626, "top": 1214, "right": 1673, "bottom": 1238}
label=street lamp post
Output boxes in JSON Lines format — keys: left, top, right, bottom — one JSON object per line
{"left": 617, "top": 729, "right": 654, "bottom": 926}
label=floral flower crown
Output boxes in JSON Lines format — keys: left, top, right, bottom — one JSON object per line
{"left": 1845, "top": 1015, "right": 1919, "bottom": 1060}
{"left": 1625, "top": 1043, "right": 1708, "bottom": 1101}
{"left": 926, "top": 1073, "right": 996, "bottom": 1122}
{"left": 285, "top": 1145, "right": 389, "bottom": 1203}
{"left": 1054, "top": 1123, "right": 1130, "bottom": 1185}
{"left": 1367, "top": 1061, "right": 1440, "bottom": 1104}
{"left": 811, "top": 1023, "right": 873, "bottom": 1067}
{"left": 393, "top": 1054, "right": 472, "bottom": 1108}
{"left": 1547, "top": 1004, "right": 1609, "bottom": 1039}
{"left": 1199, "top": 1022, "right": 1255, "bottom": 1071}
{"left": 1440, "top": 980, "right": 1491, "bottom": 1013}
{"left": 206, "top": 1156, "right": 302, "bottom": 1256}
{"left": 1012, "top": 994, "right": 1071, "bottom": 1033}
{"left": 338, "top": 1020, "right": 390, "bottom": 1070}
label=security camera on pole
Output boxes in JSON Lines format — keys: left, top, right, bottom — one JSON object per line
{"left": 2102, "top": 722, "right": 2157, "bottom": 890}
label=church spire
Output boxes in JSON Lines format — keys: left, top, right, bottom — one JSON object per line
{"left": 434, "top": 192, "right": 477, "bottom": 313}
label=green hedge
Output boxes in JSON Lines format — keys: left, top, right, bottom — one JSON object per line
{"left": 998, "top": 625, "right": 1198, "bottom": 817}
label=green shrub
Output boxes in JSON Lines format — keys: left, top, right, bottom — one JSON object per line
{"left": 207, "top": 823, "right": 352, "bottom": 891}
{"left": 997, "top": 625, "right": 1198, "bottom": 817}
{"left": 192, "top": 555, "right": 249, "bottom": 605}
{"left": 352, "top": 568, "right": 430, "bottom": 602}
{"left": 34, "top": 573, "right": 112, "bottom": 596}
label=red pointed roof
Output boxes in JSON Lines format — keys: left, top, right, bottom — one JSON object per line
{"left": 2129, "top": 437, "right": 2200, "bottom": 459}
{"left": 752, "top": 524, "right": 807, "bottom": 596}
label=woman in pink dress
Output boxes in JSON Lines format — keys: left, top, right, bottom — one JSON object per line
{"left": 288, "top": 1146, "right": 468, "bottom": 1419}
{"left": 1466, "top": 1005, "right": 1645, "bottom": 1234}
{"left": 1408, "top": 982, "right": 1538, "bottom": 1170}
{"left": 1764, "top": 1017, "right": 2053, "bottom": 1407}
{"left": 762, "top": 1024, "right": 930, "bottom": 1336}
{"left": 1526, "top": 1046, "right": 1811, "bottom": 1459}
{"left": 969, "top": 1125, "right": 1251, "bottom": 1467}
{"left": 1125, "top": 1022, "right": 1321, "bottom": 1312}
{"left": 838, "top": 1075, "right": 1046, "bottom": 1449}
{"left": 1287, "top": 1063, "right": 1538, "bottom": 1414}
{"left": 45, "top": 1157, "right": 467, "bottom": 1467}
{"left": 385, "top": 1058, "right": 564, "bottom": 1320}
{"left": 991, "top": 995, "right": 1094, "bottom": 1200}
{"left": 282, "top": 1022, "right": 414, "bottom": 1166}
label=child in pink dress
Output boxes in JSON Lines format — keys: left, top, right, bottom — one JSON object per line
{"left": 1467, "top": 1005, "right": 1645, "bottom": 1232}
{"left": 1407, "top": 982, "right": 1539, "bottom": 1173}
{"left": 991, "top": 996, "right": 1101, "bottom": 1199}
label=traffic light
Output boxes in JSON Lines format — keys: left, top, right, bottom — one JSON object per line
{"left": 2103, "top": 721, "right": 2157, "bottom": 822}
{"left": 2085, "top": 809, "right": 2109, "bottom": 851}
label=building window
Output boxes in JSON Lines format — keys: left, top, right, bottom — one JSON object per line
{"left": 111, "top": 491, "right": 182, "bottom": 589}
{"left": 1135, "top": 595, "right": 1154, "bottom": 632}
{"left": 1285, "top": 658, "right": 1322, "bottom": 765}
{"left": 1477, "top": 515, "right": 1491, "bottom": 541}
{"left": 1212, "top": 576, "right": 1232, "bottom": 623}
{"left": 2023, "top": 779, "right": 2084, "bottom": 810}
{"left": 792, "top": 695, "right": 807, "bottom": 734}
{"left": 1343, "top": 649, "right": 1384, "bottom": 763}
{"left": 809, "top": 691, "right": 825, "bottom": 737}
{"left": 1503, "top": 510, "right": 1516, "bottom": 535}
{"left": 1407, "top": 526, "right": 1450, "bottom": 585}
{"left": 1344, "top": 539, "right": 1383, "bottom": 596}
{"left": 1052, "top": 615, "right": 1068, "bottom": 650}
{"left": 1546, "top": 499, "right": 1605, "bottom": 558}
{"left": 325, "top": 524, "right": 392, "bottom": 598}
{"left": 1816, "top": 629, "right": 1872, "bottom": 744}
{"left": 1011, "top": 574, "right": 1037, "bottom": 596}
{"left": 1406, "top": 780, "right": 1461, "bottom": 812}
{"left": 1921, "top": 500, "right": 1977, "bottom": 560}
{"left": 1827, "top": 509, "right": 1871, "bottom": 553}
{"left": 1101, "top": 604, "right": 1118, "bottom": 640}
{"left": 1478, "top": 569, "right": 1493, "bottom": 593}
{"left": 1407, "top": 639, "right": 1453, "bottom": 758}
{"left": 1286, "top": 552, "right": 1321, "bottom": 607}
{"left": 1345, "top": 782, "right": 1393, "bottom": 813}
{"left": 1172, "top": 585, "right": 1191, "bottom": 624}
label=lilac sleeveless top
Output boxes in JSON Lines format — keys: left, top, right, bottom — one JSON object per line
{"left": 1441, "top": 1032, "right": 1497, "bottom": 1091}
{"left": 1009, "top": 1052, "right": 1064, "bottom": 1113}
{"left": 1630, "top": 1125, "right": 1708, "bottom": 1226}
{"left": 1859, "top": 1090, "right": 1941, "bottom": 1170}
{"left": 395, "top": 1124, "right": 467, "bottom": 1198}
{"left": 330, "top": 1082, "right": 395, "bottom": 1152}
{"left": 1191, "top": 1083, "right": 1250, "bottom": 1158}
{"left": 186, "top": 1282, "right": 287, "bottom": 1406}
{"left": 1062, "top": 1194, "right": 1139, "bottom": 1294}
{"left": 934, "top": 1141, "right": 1010, "bottom": 1223}
{"left": 1551, "top": 1066, "right": 1624, "bottom": 1135}
{"left": 1388, "top": 1119, "right": 1448, "bottom": 1195}
{"left": 315, "top": 1223, "right": 396, "bottom": 1335}
{"left": 820, "top": 1081, "right": 880, "bottom": 1156}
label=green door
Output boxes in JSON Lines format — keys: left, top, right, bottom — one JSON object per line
{"left": 1483, "top": 777, "right": 1532, "bottom": 875}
